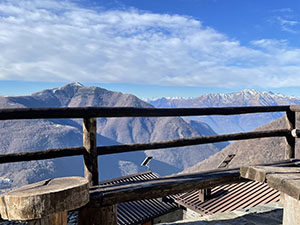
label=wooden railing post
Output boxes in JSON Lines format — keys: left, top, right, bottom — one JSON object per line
{"left": 285, "top": 110, "right": 296, "bottom": 159}
{"left": 83, "top": 117, "right": 98, "bottom": 186}
{"left": 78, "top": 118, "right": 117, "bottom": 225}
{"left": 78, "top": 205, "right": 117, "bottom": 225}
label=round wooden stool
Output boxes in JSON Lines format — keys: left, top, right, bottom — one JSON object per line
{"left": 0, "top": 177, "right": 89, "bottom": 225}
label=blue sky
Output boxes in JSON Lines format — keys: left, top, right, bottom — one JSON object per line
{"left": 1, "top": 0, "right": 300, "bottom": 98}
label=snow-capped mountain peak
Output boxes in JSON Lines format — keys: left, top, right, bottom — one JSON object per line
{"left": 146, "top": 89, "right": 300, "bottom": 134}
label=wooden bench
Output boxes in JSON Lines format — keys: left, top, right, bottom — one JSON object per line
{"left": 87, "top": 159, "right": 300, "bottom": 206}
{"left": 78, "top": 159, "right": 300, "bottom": 224}
{"left": 0, "top": 177, "right": 89, "bottom": 225}
{"left": 241, "top": 163, "right": 300, "bottom": 225}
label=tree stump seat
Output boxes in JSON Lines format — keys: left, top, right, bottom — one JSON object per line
{"left": 0, "top": 177, "right": 89, "bottom": 225}
{"left": 240, "top": 165, "right": 300, "bottom": 225}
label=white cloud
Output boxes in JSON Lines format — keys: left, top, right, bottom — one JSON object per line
{"left": 0, "top": 0, "right": 300, "bottom": 88}
{"left": 276, "top": 16, "right": 300, "bottom": 33}
{"left": 272, "top": 8, "right": 293, "bottom": 13}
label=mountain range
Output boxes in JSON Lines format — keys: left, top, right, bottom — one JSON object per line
{"left": 147, "top": 90, "right": 300, "bottom": 134}
{"left": 0, "top": 83, "right": 223, "bottom": 189}
{"left": 1, "top": 84, "right": 299, "bottom": 191}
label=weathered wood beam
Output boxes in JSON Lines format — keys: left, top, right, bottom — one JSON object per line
{"left": 0, "top": 105, "right": 290, "bottom": 120}
{"left": 97, "top": 129, "right": 290, "bottom": 155}
{"left": 83, "top": 118, "right": 98, "bottom": 186}
{"left": 285, "top": 110, "right": 296, "bottom": 159}
{"left": 290, "top": 105, "right": 300, "bottom": 112}
{"left": 77, "top": 205, "right": 117, "bottom": 225}
{"left": 88, "top": 168, "right": 243, "bottom": 207}
{"left": 79, "top": 119, "right": 114, "bottom": 225}
{"left": 0, "top": 147, "right": 84, "bottom": 164}
{"left": 0, "top": 129, "right": 290, "bottom": 164}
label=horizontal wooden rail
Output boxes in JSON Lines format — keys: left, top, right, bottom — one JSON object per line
{"left": 89, "top": 168, "right": 243, "bottom": 207}
{"left": 0, "top": 105, "right": 290, "bottom": 120}
{"left": 88, "top": 159, "right": 300, "bottom": 207}
{"left": 0, "top": 129, "right": 290, "bottom": 164}
{"left": 97, "top": 129, "right": 290, "bottom": 155}
{"left": 0, "top": 147, "right": 84, "bottom": 164}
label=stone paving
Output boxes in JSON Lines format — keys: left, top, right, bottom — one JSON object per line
{"left": 158, "top": 202, "right": 283, "bottom": 225}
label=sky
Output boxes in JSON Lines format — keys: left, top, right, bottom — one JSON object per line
{"left": 1, "top": 0, "right": 300, "bottom": 98}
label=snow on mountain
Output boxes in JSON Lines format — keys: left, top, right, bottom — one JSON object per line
{"left": 147, "top": 89, "right": 300, "bottom": 134}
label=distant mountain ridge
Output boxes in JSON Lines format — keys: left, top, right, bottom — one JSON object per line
{"left": 147, "top": 89, "right": 300, "bottom": 134}
{"left": 146, "top": 89, "right": 300, "bottom": 105}
{"left": 0, "top": 83, "right": 224, "bottom": 189}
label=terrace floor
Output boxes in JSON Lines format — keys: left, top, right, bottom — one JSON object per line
{"left": 158, "top": 202, "right": 283, "bottom": 225}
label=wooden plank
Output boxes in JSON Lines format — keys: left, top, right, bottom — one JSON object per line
{"left": 0, "top": 105, "right": 290, "bottom": 120}
{"left": 83, "top": 117, "right": 98, "bottom": 186}
{"left": 0, "top": 177, "right": 89, "bottom": 221}
{"left": 240, "top": 166, "right": 268, "bottom": 183}
{"left": 0, "top": 146, "right": 84, "bottom": 164}
{"left": 241, "top": 166, "right": 300, "bottom": 183}
{"left": 268, "top": 174, "right": 300, "bottom": 200}
{"left": 285, "top": 110, "right": 296, "bottom": 159}
{"left": 88, "top": 168, "right": 243, "bottom": 207}
{"left": 0, "top": 129, "right": 290, "bottom": 164}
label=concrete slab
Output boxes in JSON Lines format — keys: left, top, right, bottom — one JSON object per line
{"left": 158, "top": 202, "right": 283, "bottom": 225}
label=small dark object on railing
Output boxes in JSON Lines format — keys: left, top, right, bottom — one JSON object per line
{"left": 141, "top": 156, "right": 153, "bottom": 171}
{"left": 218, "top": 154, "right": 236, "bottom": 168}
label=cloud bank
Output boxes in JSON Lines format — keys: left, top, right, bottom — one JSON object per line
{"left": 0, "top": 0, "right": 300, "bottom": 88}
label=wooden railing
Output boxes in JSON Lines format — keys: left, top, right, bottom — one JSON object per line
{"left": 0, "top": 105, "right": 299, "bottom": 224}
{"left": 0, "top": 105, "right": 298, "bottom": 170}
